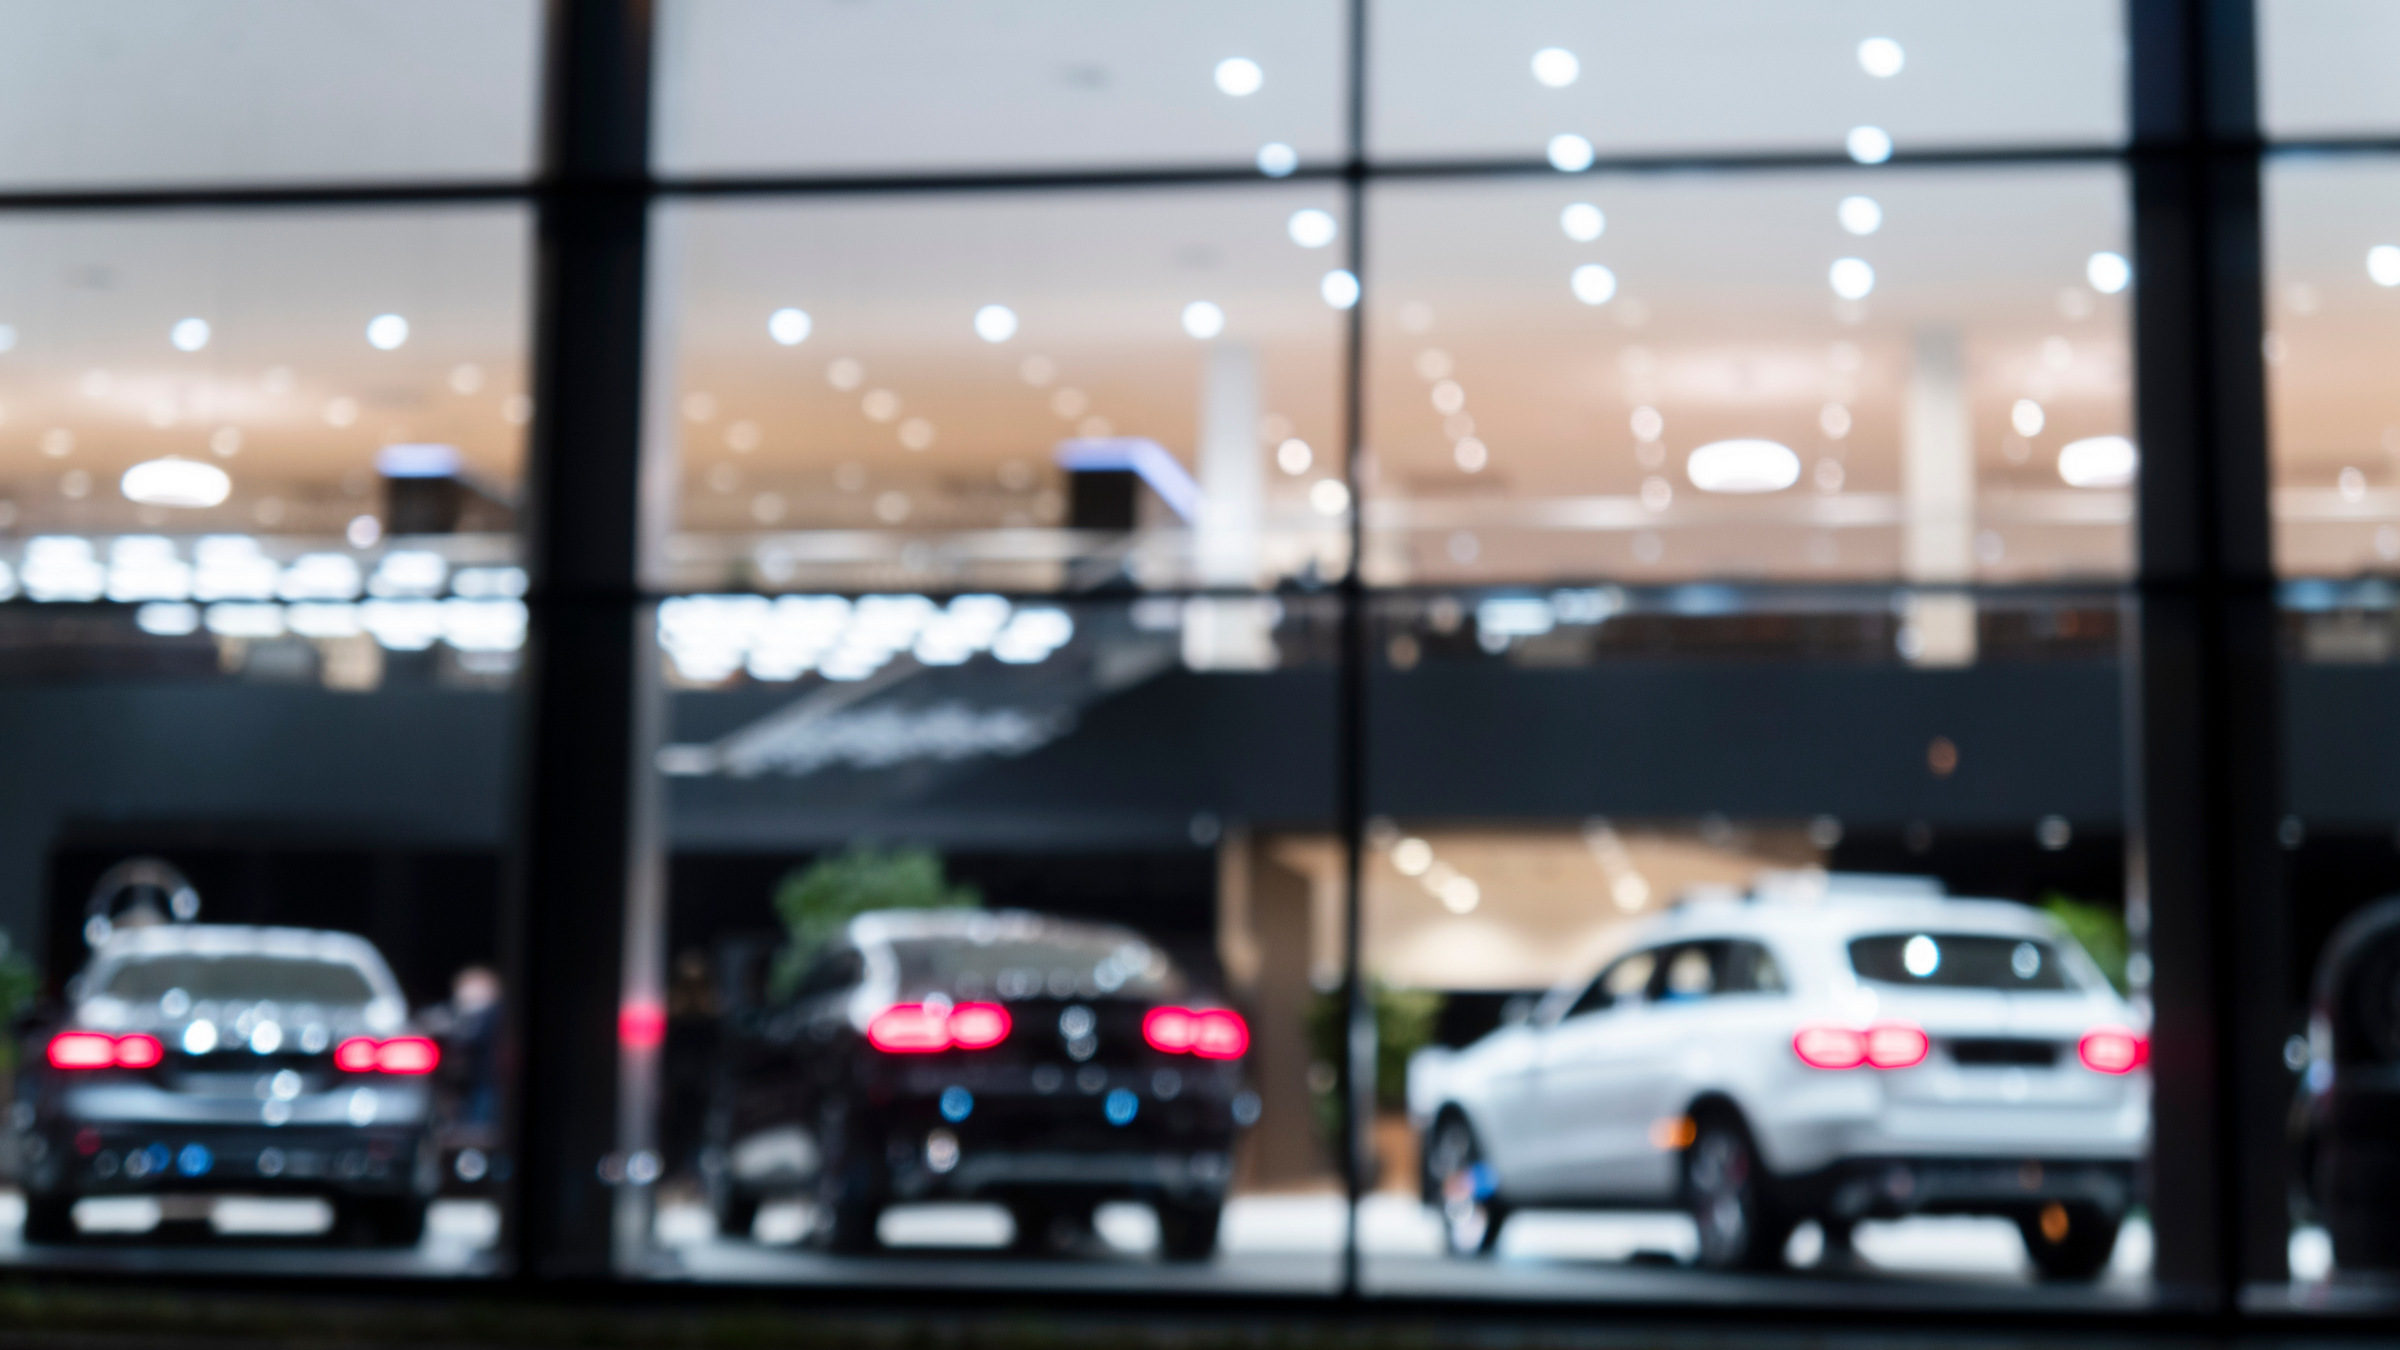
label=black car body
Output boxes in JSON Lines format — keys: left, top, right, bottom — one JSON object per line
{"left": 12, "top": 923, "right": 440, "bottom": 1245}
{"left": 2295, "top": 895, "right": 2400, "bottom": 1271}
{"left": 704, "top": 909, "right": 1254, "bottom": 1258}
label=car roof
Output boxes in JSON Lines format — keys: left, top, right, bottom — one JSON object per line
{"left": 1639, "top": 874, "right": 2065, "bottom": 946}
{"left": 92, "top": 923, "right": 391, "bottom": 969}
{"left": 846, "top": 907, "right": 1142, "bottom": 950}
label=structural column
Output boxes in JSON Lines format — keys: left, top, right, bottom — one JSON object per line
{"left": 502, "top": 0, "right": 666, "bottom": 1281}
{"left": 2126, "top": 0, "right": 2287, "bottom": 1301}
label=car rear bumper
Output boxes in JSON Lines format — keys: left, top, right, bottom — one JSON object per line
{"left": 1784, "top": 1155, "right": 2139, "bottom": 1222}
{"left": 889, "top": 1144, "right": 1235, "bottom": 1203}
{"left": 20, "top": 1123, "right": 431, "bottom": 1200}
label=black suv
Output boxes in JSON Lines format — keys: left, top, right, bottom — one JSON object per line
{"left": 704, "top": 909, "right": 1254, "bottom": 1258}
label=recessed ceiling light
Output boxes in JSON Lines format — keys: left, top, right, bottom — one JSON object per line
{"left": 1838, "top": 196, "right": 1882, "bottom": 236}
{"left": 1214, "top": 57, "right": 1263, "bottom": 97}
{"left": 1829, "top": 258, "right": 1876, "bottom": 299}
{"left": 1687, "top": 440, "right": 1801, "bottom": 493}
{"left": 2087, "top": 251, "right": 2133, "bottom": 294}
{"left": 973, "top": 305, "right": 1019, "bottom": 343}
{"left": 2058, "top": 435, "right": 2137, "bottom": 488}
{"left": 170, "top": 318, "right": 210, "bottom": 352}
{"left": 1570, "top": 264, "right": 1618, "bottom": 305}
{"left": 1181, "top": 301, "right": 1225, "bottom": 340}
{"left": 1287, "top": 209, "right": 1338, "bottom": 249}
{"left": 365, "top": 314, "right": 409, "bottom": 350}
{"left": 768, "top": 308, "right": 812, "bottom": 345}
{"left": 1560, "top": 203, "right": 1605, "bottom": 242}
{"left": 1547, "top": 134, "right": 1595, "bottom": 173}
{"left": 1846, "top": 126, "right": 1893, "bottom": 164}
{"left": 121, "top": 457, "right": 231, "bottom": 508}
{"left": 1531, "top": 47, "right": 1580, "bottom": 88}
{"left": 1858, "top": 37, "right": 1905, "bottom": 78}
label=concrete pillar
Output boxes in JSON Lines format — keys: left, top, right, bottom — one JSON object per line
{"left": 1902, "top": 326, "right": 1978, "bottom": 666}
{"left": 1184, "top": 342, "right": 1279, "bottom": 670}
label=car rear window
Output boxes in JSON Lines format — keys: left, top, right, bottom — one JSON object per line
{"left": 893, "top": 932, "right": 1182, "bottom": 1000}
{"left": 103, "top": 955, "right": 378, "bottom": 1006}
{"left": 1848, "top": 933, "right": 2073, "bottom": 991}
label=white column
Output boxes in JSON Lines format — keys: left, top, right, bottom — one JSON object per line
{"left": 1184, "top": 342, "right": 1278, "bottom": 669}
{"left": 1902, "top": 326, "right": 1978, "bottom": 666}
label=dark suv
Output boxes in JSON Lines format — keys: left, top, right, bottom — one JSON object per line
{"left": 13, "top": 923, "right": 441, "bottom": 1245}
{"left": 704, "top": 909, "right": 1255, "bottom": 1258}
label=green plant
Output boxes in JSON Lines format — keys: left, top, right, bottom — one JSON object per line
{"left": 0, "top": 930, "right": 34, "bottom": 1074}
{"left": 2041, "top": 892, "right": 2130, "bottom": 994}
{"left": 768, "top": 846, "right": 978, "bottom": 998}
{"left": 1305, "top": 981, "right": 1447, "bottom": 1135}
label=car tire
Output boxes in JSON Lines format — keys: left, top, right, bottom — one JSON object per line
{"left": 2018, "top": 1201, "right": 2121, "bottom": 1281}
{"left": 1424, "top": 1112, "right": 1507, "bottom": 1258}
{"left": 1156, "top": 1200, "right": 1222, "bottom": 1261}
{"left": 1684, "top": 1113, "right": 1791, "bottom": 1271}
{"left": 21, "top": 1196, "right": 77, "bottom": 1245}
{"left": 339, "top": 1197, "right": 427, "bottom": 1247}
{"left": 714, "top": 1188, "right": 761, "bottom": 1242}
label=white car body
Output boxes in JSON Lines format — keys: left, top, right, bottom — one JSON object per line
{"left": 1409, "top": 878, "right": 2149, "bottom": 1221}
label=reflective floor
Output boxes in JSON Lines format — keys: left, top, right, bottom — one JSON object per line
{"left": 0, "top": 1186, "right": 2373, "bottom": 1313}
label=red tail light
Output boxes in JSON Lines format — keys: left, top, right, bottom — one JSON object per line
{"left": 335, "top": 1036, "right": 442, "bottom": 1074}
{"left": 2078, "top": 1026, "right": 2148, "bottom": 1074}
{"left": 1793, "top": 1024, "right": 1867, "bottom": 1069}
{"left": 1143, "top": 1006, "right": 1249, "bottom": 1059}
{"left": 1794, "top": 1021, "right": 1928, "bottom": 1070}
{"left": 1864, "top": 1023, "right": 1930, "bottom": 1069}
{"left": 113, "top": 1033, "right": 164, "bottom": 1069}
{"left": 47, "top": 1032, "right": 163, "bottom": 1070}
{"left": 865, "top": 1002, "right": 1013, "bottom": 1053}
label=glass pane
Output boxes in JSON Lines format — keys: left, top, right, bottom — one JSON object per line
{"left": 1359, "top": 587, "right": 2156, "bottom": 1302}
{"left": 1370, "top": 1, "right": 2124, "bottom": 162}
{"left": 0, "top": 2, "right": 541, "bottom": 187}
{"left": 655, "top": 0, "right": 1345, "bottom": 177}
{"left": 2266, "top": 151, "right": 2400, "bottom": 1309}
{"left": 2267, "top": 155, "right": 2400, "bottom": 578}
{"left": 648, "top": 592, "right": 1343, "bottom": 1291}
{"left": 652, "top": 189, "right": 1350, "bottom": 596}
{"left": 2261, "top": 0, "right": 2400, "bottom": 140}
{"left": 0, "top": 207, "right": 530, "bottom": 1271}
{"left": 1363, "top": 165, "right": 2135, "bottom": 612}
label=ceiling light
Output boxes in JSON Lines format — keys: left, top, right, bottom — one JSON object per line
{"left": 1309, "top": 479, "right": 1350, "bottom": 516}
{"left": 1838, "top": 196, "right": 1882, "bottom": 235}
{"left": 1214, "top": 57, "right": 1263, "bottom": 97}
{"left": 1288, "top": 209, "right": 1338, "bottom": 248}
{"left": 1560, "top": 203, "right": 1605, "bottom": 241}
{"left": 1686, "top": 439, "right": 1801, "bottom": 493}
{"left": 366, "top": 314, "right": 410, "bottom": 350}
{"left": 1846, "top": 126, "right": 1893, "bottom": 164}
{"left": 2087, "top": 251, "right": 2132, "bottom": 294}
{"left": 1570, "top": 263, "right": 1618, "bottom": 305}
{"left": 2011, "top": 399, "right": 2046, "bottom": 437}
{"left": 973, "top": 305, "right": 1019, "bottom": 343}
{"left": 768, "top": 308, "right": 812, "bottom": 345}
{"left": 1547, "top": 134, "right": 1595, "bottom": 173}
{"left": 1829, "top": 257, "right": 1876, "bottom": 299}
{"left": 170, "top": 318, "right": 211, "bottom": 352}
{"left": 121, "top": 457, "right": 231, "bottom": 508}
{"left": 1181, "top": 301, "right": 1225, "bottom": 340}
{"left": 1256, "top": 143, "right": 1299, "bottom": 177}
{"left": 1531, "top": 47, "right": 1580, "bottom": 87}
{"left": 1857, "top": 37, "right": 1905, "bottom": 77}
{"left": 2371, "top": 245, "right": 2400, "bottom": 287}
{"left": 2058, "top": 435, "right": 2137, "bottom": 488}
{"left": 1320, "top": 270, "right": 1360, "bottom": 309}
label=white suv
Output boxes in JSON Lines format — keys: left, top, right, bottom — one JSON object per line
{"left": 1406, "top": 875, "right": 2149, "bottom": 1279}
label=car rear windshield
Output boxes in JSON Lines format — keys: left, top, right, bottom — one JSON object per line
{"left": 102, "top": 955, "right": 378, "bottom": 1006}
{"left": 1848, "top": 933, "right": 2074, "bottom": 991}
{"left": 893, "top": 932, "right": 1181, "bottom": 1001}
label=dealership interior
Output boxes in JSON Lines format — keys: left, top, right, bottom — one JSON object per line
{"left": 2, "top": 0, "right": 2400, "bottom": 1329}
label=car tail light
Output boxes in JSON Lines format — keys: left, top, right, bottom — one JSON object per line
{"left": 2078, "top": 1026, "right": 2148, "bottom": 1074}
{"left": 1793, "top": 1024, "right": 1868, "bottom": 1069}
{"left": 1143, "top": 1006, "right": 1250, "bottom": 1059}
{"left": 1794, "top": 1021, "right": 1928, "bottom": 1070}
{"left": 47, "top": 1031, "right": 162, "bottom": 1070}
{"left": 1864, "top": 1022, "right": 1930, "bottom": 1069}
{"left": 335, "top": 1036, "right": 443, "bottom": 1074}
{"left": 113, "top": 1033, "right": 164, "bottom": 1069}
{"left": 866, "top": 1002, "right": 1014, "bottom": 1054}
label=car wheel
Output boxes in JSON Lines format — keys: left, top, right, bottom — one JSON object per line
{"left": 1684, "top": 1114, "right": 1790, "bottom": 1271}
{"left": 1156, "top": 1200, "right": 1222, "bottom": 1262}
{"left": 1425, "top": 1113, "right": 1506, "bottom": 1258}
{"left": 1007, "top": 1197, "right": 1095, "bottom": 1255}
{"left": 2018, "top": 1201, "right": 2121, "bottom": 1281}
{"left": 21, "top": 1196, "right": 77, "bottom": 1245}
{"left": 714, "top": 1188, "right": 761, "bottom": 1242}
